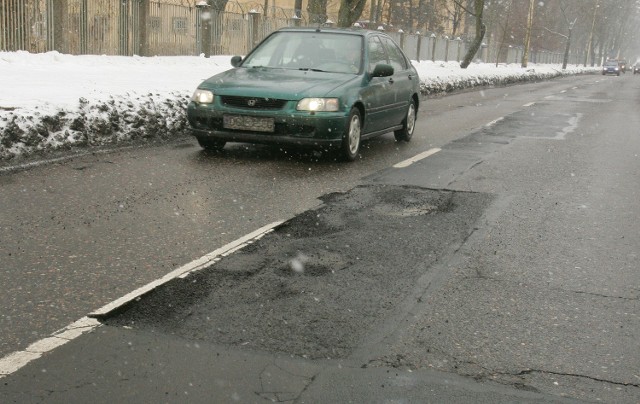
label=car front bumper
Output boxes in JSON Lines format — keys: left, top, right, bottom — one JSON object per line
{"left": 187, "top": 102, "right": 350, "bottom": 147}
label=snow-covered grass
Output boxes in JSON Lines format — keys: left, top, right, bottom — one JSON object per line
{"left": 0, "top": 51, "right": 599, "bottom": 161}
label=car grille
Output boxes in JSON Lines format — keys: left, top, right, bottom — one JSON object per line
{"left": 220, "top": 96, "right": 288, "bottom": 110}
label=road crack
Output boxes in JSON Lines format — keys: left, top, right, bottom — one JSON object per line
{"left": 504, "top": 368, "right": 640, "bottom": 388}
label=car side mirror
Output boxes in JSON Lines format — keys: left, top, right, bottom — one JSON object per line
{"left": 371, "top": 63, "right": 394, "bottom": 78}
{"left": 231, "top": 56, "right": 243, "bottom": 67}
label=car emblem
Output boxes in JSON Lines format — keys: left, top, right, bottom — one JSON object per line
{"left": 247, "top": 99, "right": 257, "bottom": 106}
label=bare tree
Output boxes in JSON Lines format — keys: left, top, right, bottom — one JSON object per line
{"left": 543, "top": 1, "right": 577, "bottom": 69}
{"left": 337, "top": 0, "right": 368, "bottom": 27}
{"left": 307, "top": 0, "right": 328, "bottom": 23}
{"left": 460, "top": 0, "right": 485, "bottom": 68}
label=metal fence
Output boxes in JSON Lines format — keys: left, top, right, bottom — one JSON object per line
{"left": 2, "top": 0, "right": 574, "bottom": 64}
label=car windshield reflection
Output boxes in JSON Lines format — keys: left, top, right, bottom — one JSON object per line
{"left": 242, "top": 31, "right": 363, "bottom": 74}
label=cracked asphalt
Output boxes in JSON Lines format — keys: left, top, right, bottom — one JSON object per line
{"left": 1, "top": 76, "right": 639, "bottom": 403}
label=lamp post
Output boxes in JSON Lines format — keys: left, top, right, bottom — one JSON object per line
{"left": 196, "top": 0, "right": 211, "bottom": 58}
{"left": 522, "top": 0, "right": 535, "bottom": 67}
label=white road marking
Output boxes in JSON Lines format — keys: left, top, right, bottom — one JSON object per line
{"left": 0, "top": 317, "right": 100, "bottom": 378}
{"left": 91, "top": 221, "right": 282, "bottom": 315}
{"left": 393, "top": 148, "right": 441, "bottom": 168}
{"left": 0, "top": 221, "right": 283, "bottom": 379}
{"left": 485, "top": 117, "right": 504, "bottom": 127}
{"left": 523, "top": 102, "right": 536, "bottom": 107}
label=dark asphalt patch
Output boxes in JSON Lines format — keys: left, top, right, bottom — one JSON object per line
{"left": 103, "top": 185, "right": 492, "bottom": 359}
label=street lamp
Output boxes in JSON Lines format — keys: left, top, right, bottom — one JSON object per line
{"left": 196, "top": 1, "right": 211, "bottom": 58}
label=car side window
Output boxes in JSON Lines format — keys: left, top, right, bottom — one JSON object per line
{"left": 368, "top": 36, "right": 387, "bottom": 72}
{"left": 381, "top": 37, "right": 407, "bottom": 71}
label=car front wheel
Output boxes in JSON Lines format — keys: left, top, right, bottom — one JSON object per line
{"left": 341, "top": 108, "right": 362, "bottom": 161}
{"left": 394, "top": 98, "right": 417, "bottom": 142}
{"left": 197, "top": 137, "right": 226, "bottom": 151}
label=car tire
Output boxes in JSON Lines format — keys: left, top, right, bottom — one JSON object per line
{"left": 394, "top": 98, "right": 417, "bottom": 142}
{"left": 341, "top": 108, "right": 362, "bottom": 161}
{"left": 197, "top": 137, "right": 226, "bottom": 151}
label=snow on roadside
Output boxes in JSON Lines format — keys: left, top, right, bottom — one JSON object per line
{"left": 0, "top": 51, "right": 599, "bottom": 161}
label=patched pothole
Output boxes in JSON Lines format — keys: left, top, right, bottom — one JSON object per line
{"left": 103, "top": 185, "right": 493, "bottom": 360}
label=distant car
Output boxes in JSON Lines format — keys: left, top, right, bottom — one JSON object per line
{"left": 618, "top": 60, "right": 628, "bottom": 73}
{"left": 602, "top": 60, "right": 620, "bottom": 76}
{"left": 634, "top": 64, "right": 640, "bottom": 74}
{"left": 187, "top": 27, "right": 421, "bottom": 161}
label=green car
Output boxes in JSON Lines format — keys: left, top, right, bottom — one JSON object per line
{"left": 187, "top": 27, "right": 421, "bottom": 161}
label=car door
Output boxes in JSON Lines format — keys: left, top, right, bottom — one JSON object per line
{"left": 361, "top": 35, "right": 395, "bottom": 134}
{"left": 380, "top": 36, "right": 415, "bottom": 127}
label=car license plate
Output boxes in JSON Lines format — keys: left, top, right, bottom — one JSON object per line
{"left": 223, "top": 115, "right": 274, "bottom": 132}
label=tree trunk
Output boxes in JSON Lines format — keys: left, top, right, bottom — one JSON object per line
{"left": 307, "top": 0, "right": 327, "bottom": 24}
{"left": 460, "top": 0, "right": 485, "bottom": 69}
{"left": 208, "top": 0, "right": 229, "bottom": 55}
{"left": 337, "top": 0, "right": 367, "bottom": 27}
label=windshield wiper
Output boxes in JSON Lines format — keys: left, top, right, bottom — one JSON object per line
{"left": 298, "top": 68, "right": 326, "bottom": 72}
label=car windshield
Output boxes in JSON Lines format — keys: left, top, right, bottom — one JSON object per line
{"left": 241, "top": 31, "right": 363, "bottom": 74}
{"left": 605, "top": 61, "right": 618, "bottom": 66}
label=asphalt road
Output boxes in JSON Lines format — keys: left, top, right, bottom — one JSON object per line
{"left": 1, "top": 73, "right": 639, "bottom": 402}
{"left": 0, "top": 75, "right": 590, "bottom": 359}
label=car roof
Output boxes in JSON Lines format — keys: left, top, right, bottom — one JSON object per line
{"left": 275, "top": 26, "right": 386, "bottom": 39}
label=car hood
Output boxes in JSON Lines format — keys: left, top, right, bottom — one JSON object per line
{"left": 198, "top": 67, "right": 358, "bottom": 99}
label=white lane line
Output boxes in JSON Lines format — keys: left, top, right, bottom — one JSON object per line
{"left": 0, "top": 317, "right": 100, "bottom": 378}
{"left": 523, "top": 102, "right": 536, "bottom": 107}
{"left": 393, "top": 148, "right": 441, "bottom": 168}
{"left": 485, "top": 117, "right": 504, "bottom": 127}
{"left": 560, "top": 90, "right": 567, "bottom": 93}
{"left": 91, "top": 220, "right": 282, "bottom": 315}
{"left": 0, "top": 221, "right": 283, "bottom": 379}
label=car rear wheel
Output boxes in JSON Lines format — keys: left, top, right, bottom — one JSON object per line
{"left": 394, "top": 99, "right": 416, "bottom": 142}
{"left": 197, "top": 137, "right": 226, "bottom": 151}
{"left": 341, "top": 108, "right": 362, "bottom": 161}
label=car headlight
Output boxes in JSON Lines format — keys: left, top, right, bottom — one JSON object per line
{"left": 191, "top": 89, "right": 214, "bottom": 104}
{"left": 297, "top": 98, "right": 339, "bottom": 112}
